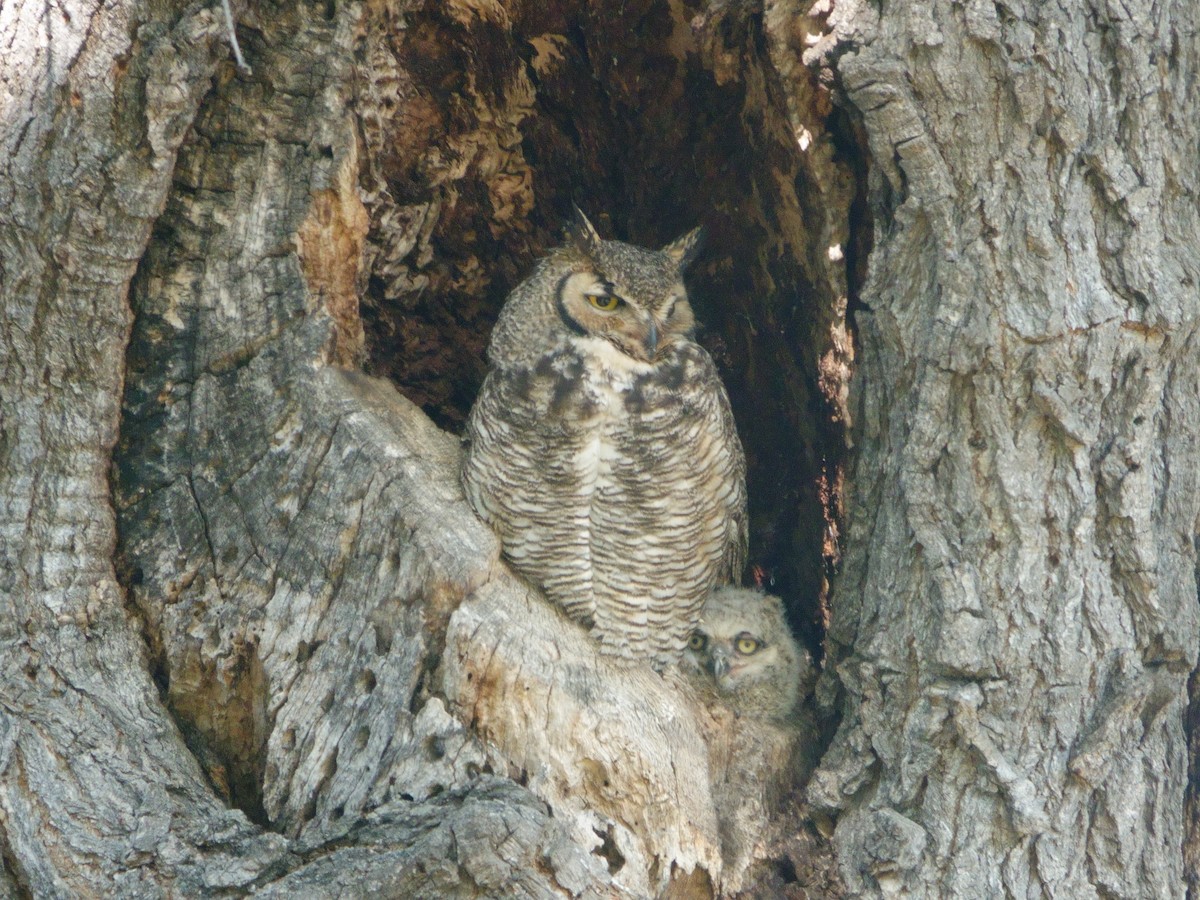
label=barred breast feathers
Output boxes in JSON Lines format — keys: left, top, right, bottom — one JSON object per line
{"left": 461, "top": 216, "right": 747, "bottom": 667}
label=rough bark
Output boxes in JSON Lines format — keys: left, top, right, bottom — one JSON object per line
{"left": 0, "top": 1, "right": 291, "bottom": 895}
{"left": 811, "top": 1, "right": 1200, "bottom": 897}
{"left": 110, "top": 0, "right": 623, "bottom": 894}
{"left": 1, "top": 0, "right": 617, "bottom": 895}
{"left": 3, "top": 0, "right": 1197, "bottom": 897}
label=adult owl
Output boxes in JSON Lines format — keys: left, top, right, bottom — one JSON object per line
{"left": 462, "top": 209, "right": 747, "bottom": 669}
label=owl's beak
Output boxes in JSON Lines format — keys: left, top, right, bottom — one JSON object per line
{"left": 643, "top": 318, "right": 658, "bottom": 357}
{"left": 708, "top": 647, "right": 731, "bottom": 680}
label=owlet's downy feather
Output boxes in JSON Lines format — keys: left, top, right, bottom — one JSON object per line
{"left": 462, "top": 209, "right": 748, "bottom": 668}
{"left": 683, "top": 586, "right": 816, "bottom": 887}
{"left": 684, "top": 587, "right": 813, "bottom": 721}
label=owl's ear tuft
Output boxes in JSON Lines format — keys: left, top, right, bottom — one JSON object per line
{"left": 663, "top": 226, "right": 705, "bottom": 271}
{"left": 567, "top": 205, "right": 603, "bottom": 256}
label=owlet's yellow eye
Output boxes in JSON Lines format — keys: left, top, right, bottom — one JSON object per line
{"left": 688, "top": 633, "right": 707, "bottom": 651}
{"left": 735, "top": 635, "right": 761, "bottom": 655}
{"left": 587, "top": 293, "right": 621, "bottom": 311}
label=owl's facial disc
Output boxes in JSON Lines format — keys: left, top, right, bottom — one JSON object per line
{"left": 660, "top": 292, "right": 696, "bottom": 339}
{"left": 556, "top": 270, "right": 659, "bottom": 362}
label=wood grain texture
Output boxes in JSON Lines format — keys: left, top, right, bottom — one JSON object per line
{"left": 111, "top": 0, "right": 607, "bottom": 885}
{"left": 111, "top": 2, "right": 730, "bottom": 892}
{"left": 0, "top": 0, "right": 293, "bottom": 894}
{"left": 251, "top": 777, "right": 614, "bottom": 900}
{"left": 8, "top": 0, "right": 1195, "bottom": 895}
{"left": 444, "top": 578, "right": 723, "bottom": 896}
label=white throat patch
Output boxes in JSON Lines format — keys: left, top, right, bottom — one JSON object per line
{"left": 570, "top": 335, "right": 654, "bottom": 383}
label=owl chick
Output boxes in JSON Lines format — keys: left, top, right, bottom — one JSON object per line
{"left": 462, "top": 209, "right": 747, "bottom": 669}
{"left": 685, "top": 587, "right": 812, "bottom": 722}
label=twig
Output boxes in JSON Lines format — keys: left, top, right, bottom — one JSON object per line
{"left": 220, "top": 0, "right": 251, "bottom": 74}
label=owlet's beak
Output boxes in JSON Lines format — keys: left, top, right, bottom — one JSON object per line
{"left": 707, "top": 646, "right": 731, "bottom": 680}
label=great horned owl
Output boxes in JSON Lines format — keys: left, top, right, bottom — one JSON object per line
{"left": 685, "top": 587, "right": 813, "bottom": 721}
{"left": 684, "top": 587, "right": 817, "bottom": 888}
{"left": 461, "top": 210, "right": 747, "bottom": 669}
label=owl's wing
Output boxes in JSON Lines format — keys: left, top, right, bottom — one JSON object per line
{"left": 461, "top": 362, "right": 599, "bottom": 627}
{"left": 698, "top": 353, "right": 749, "bottom": 586}
{"left": 723, "top": 454, "right": 749, "bottom": 584}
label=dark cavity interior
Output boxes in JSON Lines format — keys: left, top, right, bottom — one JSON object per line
{"left": 355, "top": 0, "right": 868, "bottom": 668}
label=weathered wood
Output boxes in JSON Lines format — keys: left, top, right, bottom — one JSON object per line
{"left": 110, "top": 0, "right": 617, "bottom": 890}
{"left": 252, "top": 777, "right": 613, "bottom": 900}
{"left": 443, "top": 580, "right": 723, "bottom": 897}
{"left": 0, "top": 0, "right": 293, "bottom": 894}
{"left": 112, "top": 0, "right": 733, "bottom": 892}
{"left": 6, "top": 0, "right": 1197, "bottom": 896}
{"left": 1, "top": 0, "right": 620, "bottom": 893}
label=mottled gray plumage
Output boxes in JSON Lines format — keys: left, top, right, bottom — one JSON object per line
{"left": 462, "top": 211, "right": 747, "bottom": 668}
{"left": 684, "top": 587, "right": 811, "bottom": 721}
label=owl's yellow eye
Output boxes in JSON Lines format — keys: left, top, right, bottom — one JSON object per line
{"left": 688, "top": 632, "right": 708, "bottom": 651}
{"left": 587, "top": 293, "right": 621, "bottom": 311}
{"left": 735, "top": 635, "right": 761, "bottom": 655}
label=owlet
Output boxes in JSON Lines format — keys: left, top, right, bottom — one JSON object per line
{"left": 685, "top": 587, "right": 813, "bottom": 721}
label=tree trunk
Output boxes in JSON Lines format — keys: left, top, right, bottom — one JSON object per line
{"left": 1, "top": 0, "right": 1195, "bottom": 898}
{"left": 811, "top": 1, "right": 1200, "bottom": 896}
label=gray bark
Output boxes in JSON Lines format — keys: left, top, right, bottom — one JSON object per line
{"left": 0, "top": 0, "right": 616, "bottom": 895}
{"left": 812, "top": 1, "right": 1200, "bottom": 897}
{"left": 0, "top": 1, "right": 290, "bottom": 895}
{"left": 2, "top": 0, "right": 1196, "bottom": 898}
